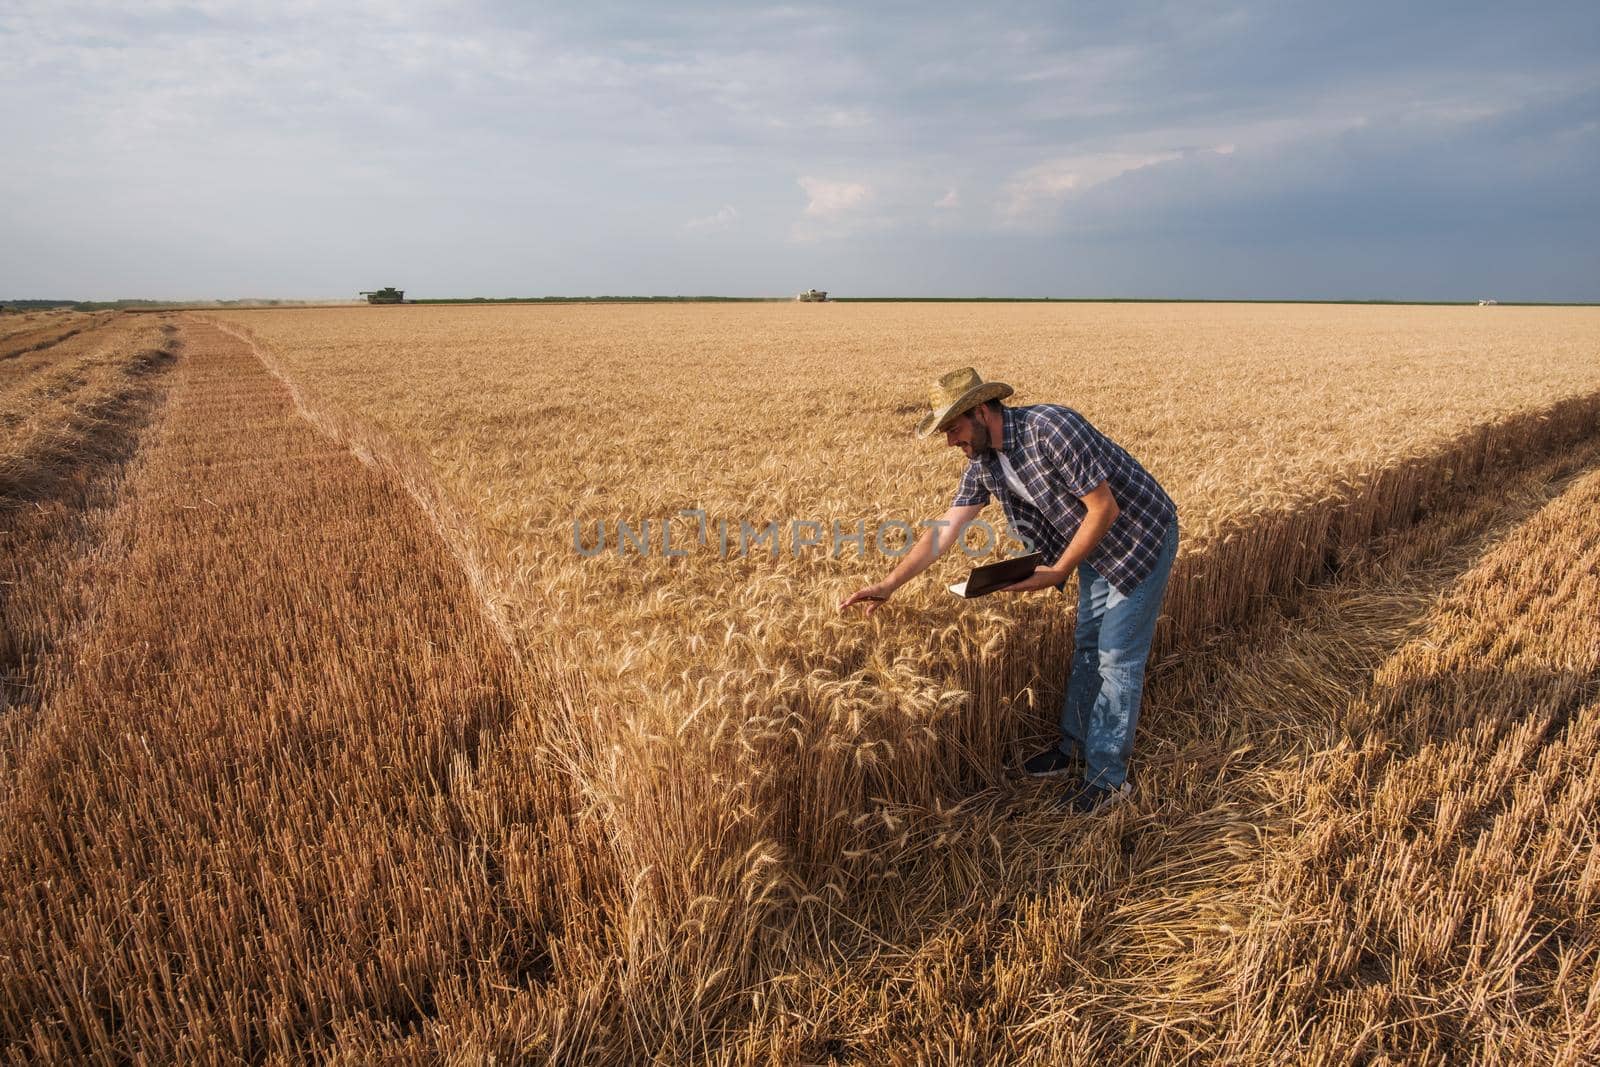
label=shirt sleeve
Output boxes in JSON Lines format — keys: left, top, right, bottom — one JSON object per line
{"left": 951, "top": 460, "right": 991, "bottom": 508}
{"left": 1035, "top": 408, "right": 1111, "bottom": 498}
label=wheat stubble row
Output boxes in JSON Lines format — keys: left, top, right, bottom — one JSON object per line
{"left": 2, "top": 313, "right": 175, "bottom": 724}
{"left": 0, "top": 320, "right": 589, "bottom": 1061}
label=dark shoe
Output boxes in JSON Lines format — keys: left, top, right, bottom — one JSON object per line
{"left": 1022, "top": 746, "right": 1077, "bottom": 777}
{"left": 1062, "top": 781, "right": 1132, "bottom": 814}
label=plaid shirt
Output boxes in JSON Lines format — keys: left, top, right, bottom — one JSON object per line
{"left": 951, "top": 404, "right": 1176, "bottom": 595}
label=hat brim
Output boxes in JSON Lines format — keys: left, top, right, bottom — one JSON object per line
{"left": 915, "top": 382, "right": 1013, "bottom": 438}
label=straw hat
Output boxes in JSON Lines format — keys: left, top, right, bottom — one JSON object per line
{"left": 914, "top": 367, "right": 1014, "bottom": 438}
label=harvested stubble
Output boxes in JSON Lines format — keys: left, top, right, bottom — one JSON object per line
{"left": 200, "top": 301, "right": 1600, "bottom": 1057}
{"left": 0, "top": 309, "right": 77, "bottom": 345}
{"left": 0, "top": 310, "right": 115, "bottom": 360}
{"left": 1, "top": 313, "right": 175, "bottom": 719}
{"left": 0, "top": 310, "right": 67, "bottom": 345}
{"left": 0, "top": 320, "right": 589, "bottom": 1060}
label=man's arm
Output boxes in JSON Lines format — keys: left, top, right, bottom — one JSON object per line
{"left": 839, "top": 503, "right": 983, "bottom": 615}
{"left": 1000, "top": 481, "right": 1119, "bottom": 593}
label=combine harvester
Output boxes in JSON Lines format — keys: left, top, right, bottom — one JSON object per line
{"left": 796, "top": 288, "right": 828, "bottom": 302}
{"left": 359, "top": 287, "right": 406, "bottom": 305}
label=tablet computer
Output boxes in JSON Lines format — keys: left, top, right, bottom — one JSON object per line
{"left": 948, "top": 552, "right": 1045, "bottom": 598}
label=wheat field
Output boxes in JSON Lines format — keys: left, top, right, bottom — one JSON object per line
{"left": 3, "top": 302, "right": 1598, "bottom": 1062}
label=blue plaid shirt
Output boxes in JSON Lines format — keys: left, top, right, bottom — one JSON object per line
{"left": 951, "top": 404, "right": 1177, "bottom": 595}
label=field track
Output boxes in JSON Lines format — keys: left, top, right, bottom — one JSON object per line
{"left": 0, "top": 311, "right": 115, "bottom": 361}
{"left": 2, "top": 314, "right": 176, "bottom": 714}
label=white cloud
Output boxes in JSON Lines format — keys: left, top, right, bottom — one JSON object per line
{"left": 1012, "top": 45, "right": 1147, "bottom": 85}
{"left": 790, "top": 176, "right": 882, "bottom": 242}
{"left": 684, "top": 204, "right": 739, "bottom": 231}
{"left": 799, "top": 175, "right": 871, "bottom": 218}
{"left": 935, "top": 188, "right": 959, "bottom": 209}
{"left": 762, "top": 107, "right": 874, "bottom": 131}
{"left": 998, "top": 151, "right": 1184, "bottom": 223}
{"left": 819, "top": 107, "right": 873, "bottom": 129}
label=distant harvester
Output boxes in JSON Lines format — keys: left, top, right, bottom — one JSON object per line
{"left": 359, "top": 288, "right": 406, "bottom": 304}
{"left": 796, "top": 289, "right": 828, "bottom": 302}
{"left": 1478, "top": 299, "right": 1498, "bottom": 306}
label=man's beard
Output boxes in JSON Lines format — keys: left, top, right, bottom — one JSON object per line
{"left": 968, "top": 414, "right": 994, "bottom": 456}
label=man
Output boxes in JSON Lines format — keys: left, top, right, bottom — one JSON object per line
{"left": 839, "top": 367, "right": 1179, "bottom": 813}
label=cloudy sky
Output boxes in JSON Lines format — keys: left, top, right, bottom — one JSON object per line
{"left": 3, "top": 1, "right": 1597, "bottom": 301}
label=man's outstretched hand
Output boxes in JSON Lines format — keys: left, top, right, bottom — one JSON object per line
{"left": 839, "top": 582, "right": 894, "bottom": 616}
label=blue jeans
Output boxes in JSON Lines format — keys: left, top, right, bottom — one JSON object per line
{"left": 1059, "top": 522, "right": 1179, "bottom": 789}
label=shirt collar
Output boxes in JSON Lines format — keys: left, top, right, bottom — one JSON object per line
{"left": 999, "top": 404, "right": 1022, "bottom": 453}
